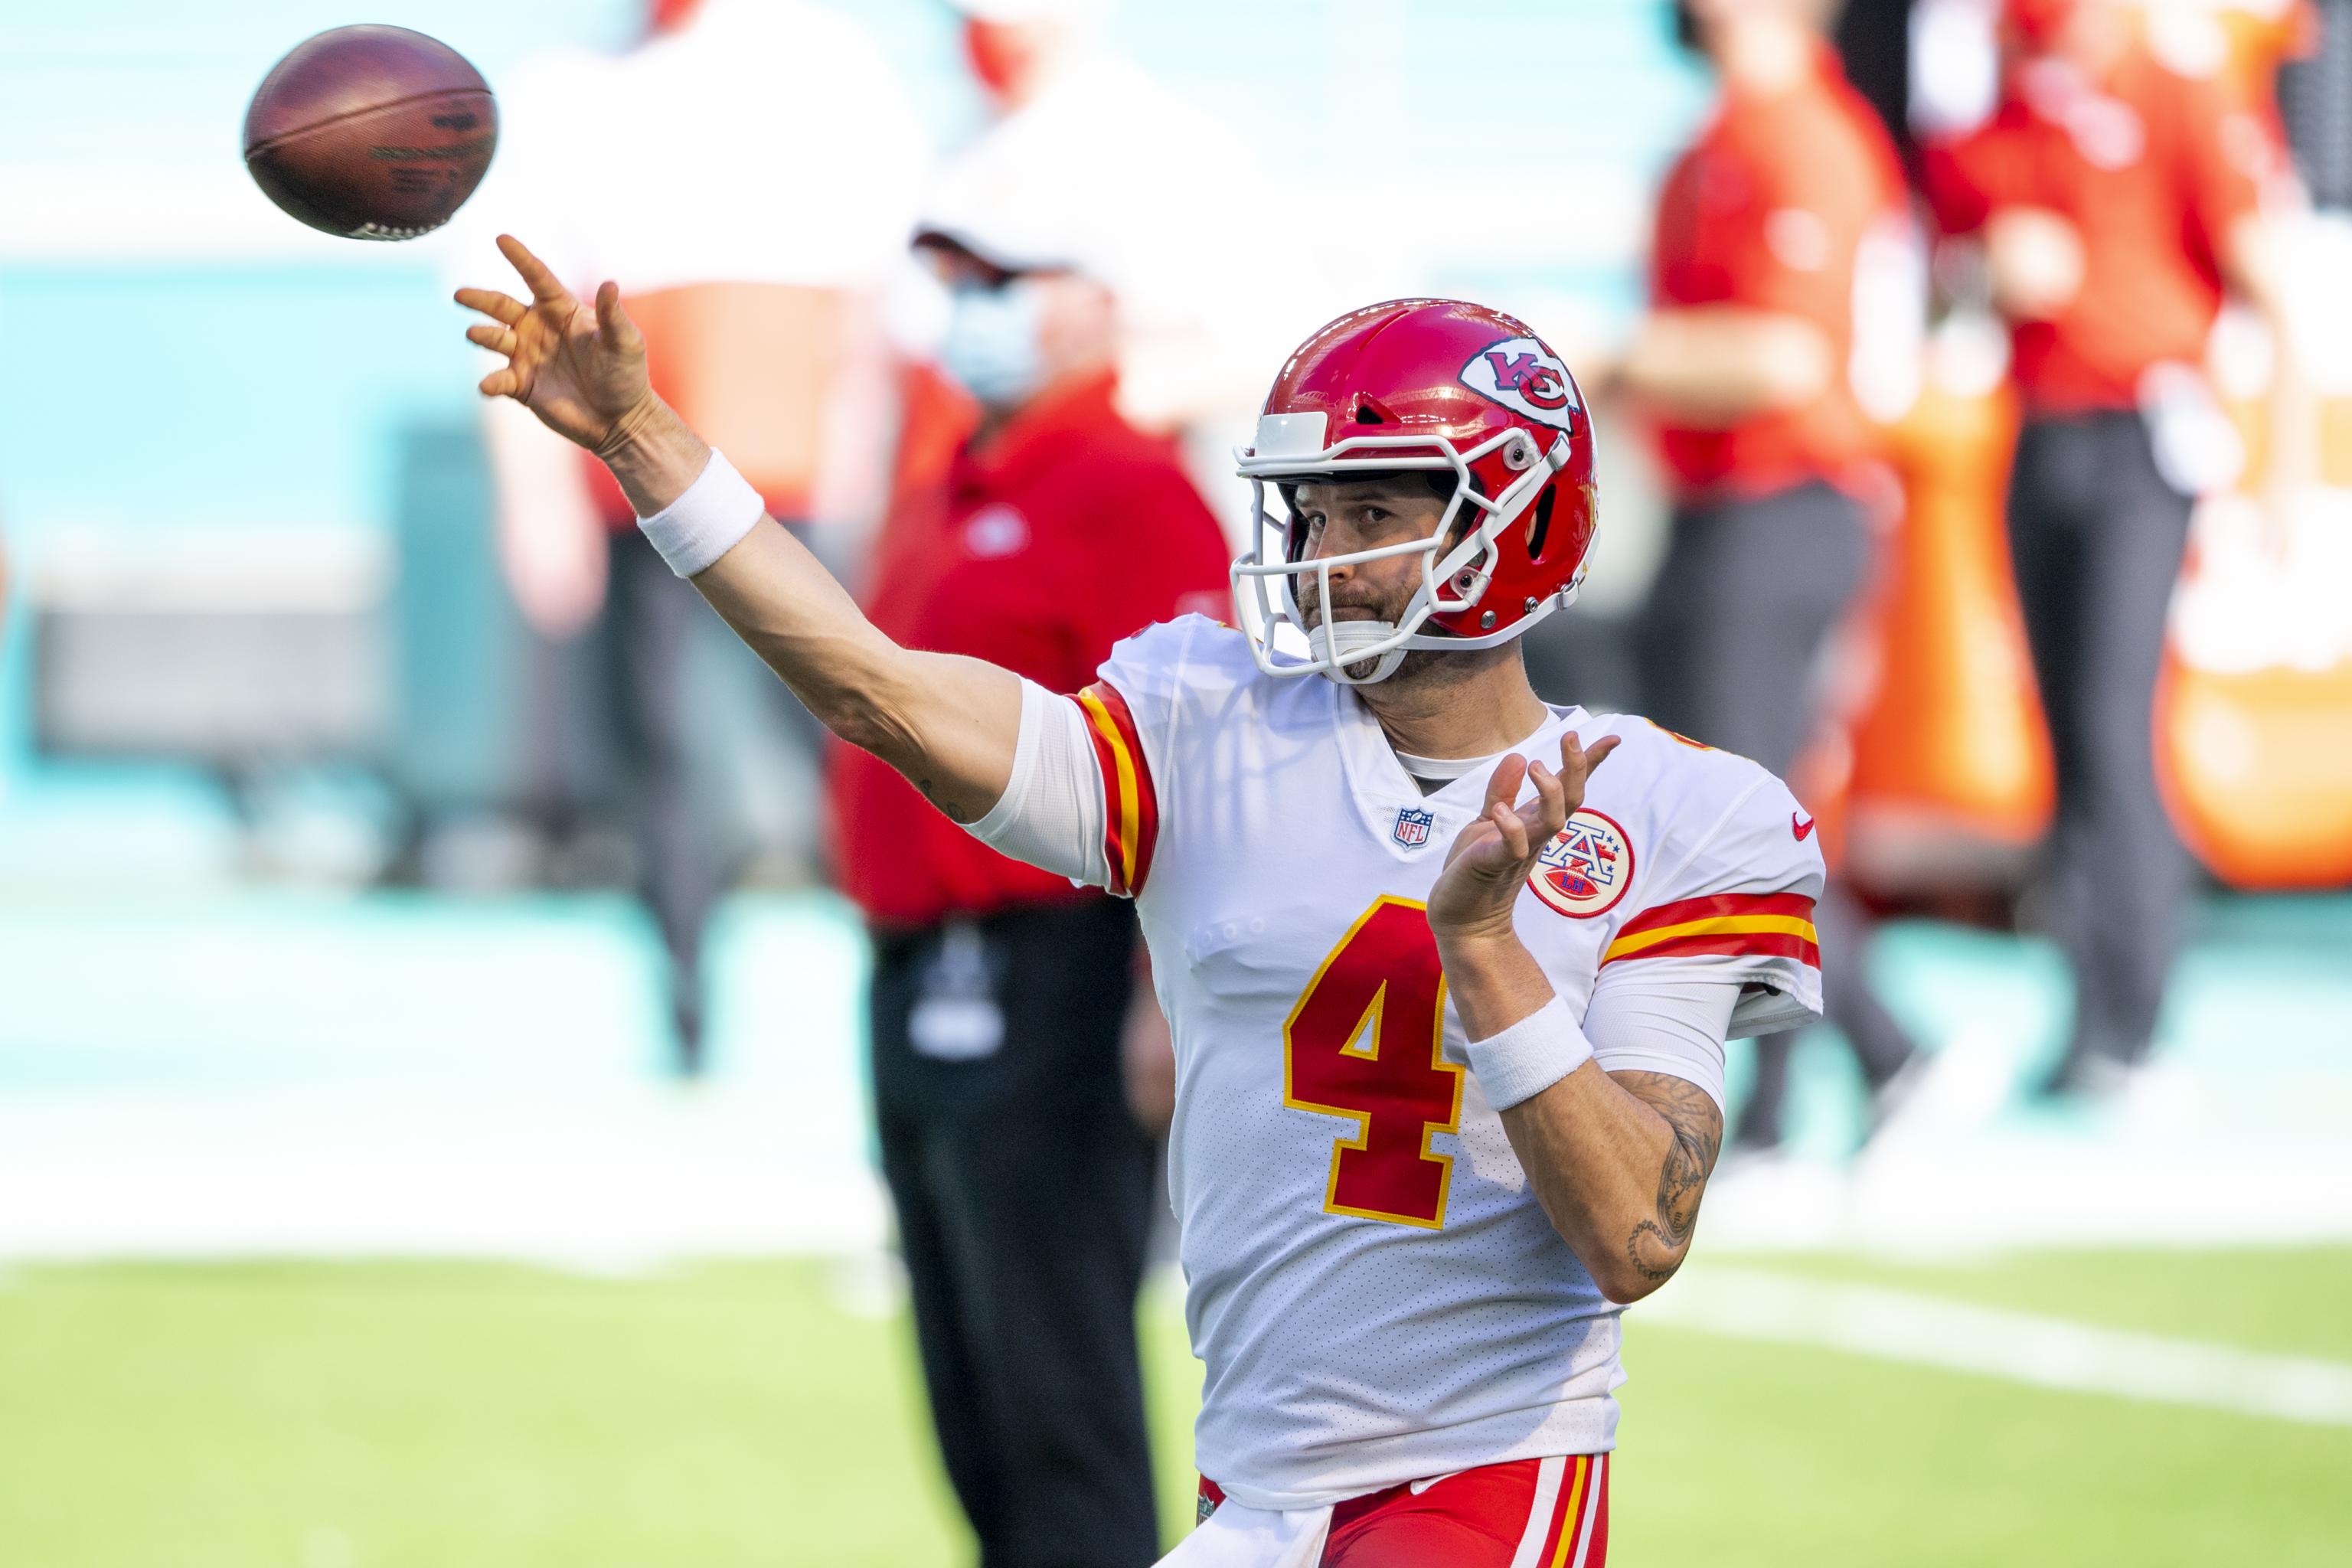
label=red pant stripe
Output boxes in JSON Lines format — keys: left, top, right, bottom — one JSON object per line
{"left": 1569, "top": 1453, "right": 1608, "bottom": 1568}
{"left": 1537, "top": 1455, "right": 1586, "bottom": 1566}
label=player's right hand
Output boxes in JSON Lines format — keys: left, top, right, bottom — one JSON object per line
{"left": 1427, "top": 731, "right": 1619, "bottom": 949}
{"left": 456, "top": 234, "right": 652, "bottom": 454}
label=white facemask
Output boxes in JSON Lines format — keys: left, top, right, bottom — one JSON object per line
{"left": 941, "top": 279, "right": 1048, "bottom": 410}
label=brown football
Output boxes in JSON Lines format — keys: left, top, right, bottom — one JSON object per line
{"left": 243, "top": 25, "right": 497, "bottom": 241}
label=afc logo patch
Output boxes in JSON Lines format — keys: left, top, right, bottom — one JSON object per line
{"left": 1459, "top": 335, "right": 1582, "bottom": 433}
{"left": 1392, "top": 806, "right": 1436, "bottom": 848}
{"left": 1528, "top": 808, "right": 1635, "bottom": 917}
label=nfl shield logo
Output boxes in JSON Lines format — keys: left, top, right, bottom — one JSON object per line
{"left": 1392, "top": 807, "right": 1435, "bottom": 848}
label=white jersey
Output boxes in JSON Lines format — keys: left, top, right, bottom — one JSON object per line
{"left": 982, "top": 615, "right": 1824, "bottom": 1510}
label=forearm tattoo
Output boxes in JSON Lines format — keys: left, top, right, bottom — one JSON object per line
{"left": 1615, "top": 1072, "right": 1723, "bottom": 1282}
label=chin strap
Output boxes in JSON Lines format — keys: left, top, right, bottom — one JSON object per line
{"left": 1314, "top": 618, "right": 1409, "bottom": 684}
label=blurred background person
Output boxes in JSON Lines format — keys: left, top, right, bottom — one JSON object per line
{"left": 831, "top": 204, "right": 1230, "bottom": 1568}
{"left": 1616, "top": 0, "right": 1927, "bottom": 1155}
{"left": 933, "top": 0, "right": 1324, "bottom": 539}
{"left": 1920, "top": 0, "right": 2305, "bottom": 1099}
{"left": 459, "top": 0, "right": 927, "bottom": 1072}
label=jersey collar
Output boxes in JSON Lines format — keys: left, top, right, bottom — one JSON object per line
{"left": 1328, "top": 688, "right": 1591, "bottom": 862}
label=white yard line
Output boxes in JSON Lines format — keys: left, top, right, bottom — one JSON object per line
{"left": 0, "top": 1085, "right": 890, "bottom": 1269}
{"left": 1640, "top": 1266, "right": 2352, "bottom": 1429}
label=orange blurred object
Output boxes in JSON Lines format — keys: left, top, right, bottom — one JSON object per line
{"left": 2161, "top": 657, "right": 2352, "bottom": 887}
{"left": 2158, "top": 387, "right": 2352, "bottom": 888}
{"left": 1844, "top": 379, "right": 2056, "bottom": 890}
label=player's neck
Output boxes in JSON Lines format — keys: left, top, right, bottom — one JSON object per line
{"left": 1356, "top": 649, "right": 1552, "bottom": 762}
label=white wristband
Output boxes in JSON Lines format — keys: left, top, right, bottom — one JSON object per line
{"left": 1465, "top": 995, "right": 1594, "bottom": 1111}
{"left": 635, "top": 449, "right": 765, "bottom": 577}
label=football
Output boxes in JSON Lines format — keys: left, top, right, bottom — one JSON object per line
{"left": 243, "top": 25, "right": 497, "bottom": 241}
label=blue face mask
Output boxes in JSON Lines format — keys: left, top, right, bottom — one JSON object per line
{"left": 940, "top": 279, "right": 1048, "bottom": 410}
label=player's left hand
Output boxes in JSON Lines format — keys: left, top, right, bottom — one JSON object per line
{"left": 1426, "top": 732, "right": 1619, "bottom": 947}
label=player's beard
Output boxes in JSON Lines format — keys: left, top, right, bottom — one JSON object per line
{"left": 1295, "top": 580, "right": 1406, "bottom": 682}
{"left": 1294, "top": 576, "right": 1468, "bottom": 685}
{"left": 1295, "top": 573, "right": 1508, "bottom": 689}
{"left": 1291, "top": 514, "right": 1485, "bottom": 684}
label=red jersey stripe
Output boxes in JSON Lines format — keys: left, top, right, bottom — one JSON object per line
{"left": 1613, "top": 890, "right": 1814, "bottom": 938}
{"left": 1076, "top": 681, "right": 1158, "bottom": 897}
{"left": 1604, "top": 929, "right": 1821, "bottom": 969}
{"left": 1573, "top": 1452, "right": 1609, "bottom": 1567}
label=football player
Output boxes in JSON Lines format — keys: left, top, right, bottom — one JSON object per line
{"left": 459, "top": 237, "right": 1824, "bottom": 1567}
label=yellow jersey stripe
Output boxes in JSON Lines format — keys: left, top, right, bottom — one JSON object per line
{"left": 1077, "top": 688, "right": 1141, "bottom": 892}
{"left": 1602, "top": 912, "right": 1819, "bottom": 963}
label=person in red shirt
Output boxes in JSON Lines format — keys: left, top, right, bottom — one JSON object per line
{"left": 1922, "top": 0, "right": 2299, "bottom": 1099}
{"left": 828, "top": 211, "right": 1227, "bottom": 1568}
{"left": 1617, "top": 0, "right": 1924, "bottom": 1155}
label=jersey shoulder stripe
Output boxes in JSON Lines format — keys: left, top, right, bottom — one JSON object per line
{"left": 1076, "top": 679, "right": 1158, "bottom": 897}
{"left": 1601, "top": 890, "right": 1821, "bottom": 969}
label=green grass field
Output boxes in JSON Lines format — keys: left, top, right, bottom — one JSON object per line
{"left": 3, "top": 1250, "right": 2348, "bottom": 1568}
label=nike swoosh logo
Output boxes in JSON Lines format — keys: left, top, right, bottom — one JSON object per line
{"left": 1792, "top": 812, "right": 1816, "bottom": 841}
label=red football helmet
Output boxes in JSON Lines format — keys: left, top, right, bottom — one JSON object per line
{"left": 1230, "top": 299, "right": 1599, "bottom": 684}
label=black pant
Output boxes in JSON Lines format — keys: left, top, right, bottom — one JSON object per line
{"left": 1636, "top": 480, "right": 1916, "bottom": 1146}
{"left": 871, "top": 898, "right": 1159, "bottom": 1568}
{"left": 551, "top": 529, "right": 825, "bottom": 1073}
{"left": 596, "top": 529, "right": 735, "bottom": 1070}
{"left": 2007, "top": 412, "right": 2197, "bottom": 1075}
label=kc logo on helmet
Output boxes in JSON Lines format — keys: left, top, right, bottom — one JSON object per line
{"left": 1459, "top": 337, "right": 1581, "bottom": 432}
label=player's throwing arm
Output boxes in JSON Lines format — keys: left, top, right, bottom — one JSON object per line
{"left": 1429, "top": 739, "right": 1728, "bottom": 1302}
{"left": 456, "top": 236, "right": 1021, "bottom": 822}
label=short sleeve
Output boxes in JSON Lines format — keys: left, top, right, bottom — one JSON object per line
{"left": 1584, "top": 964, "right": 1745, "bottom": 1116}
{"left": 1601, "top": 768, "right": 1827, "bottom": 1039}
{"left": 963, "top": 678, "right": 1111, "bottom": 889}
{"left": 967, "top": 618, "right": 1219, "bottom": 898}
{"left": 1079, "top": 614, "right": 1259, "bottom": 900}
{"left": 1071, "top": 616, "right": 1209, "bottom": 897}
{"left": 1073, "top": 676, "right": 1159, "bottom": 897}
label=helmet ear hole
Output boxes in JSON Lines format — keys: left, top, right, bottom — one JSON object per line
{"left": 1526, "top": 486, "right": 1556, "bottom": 562}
